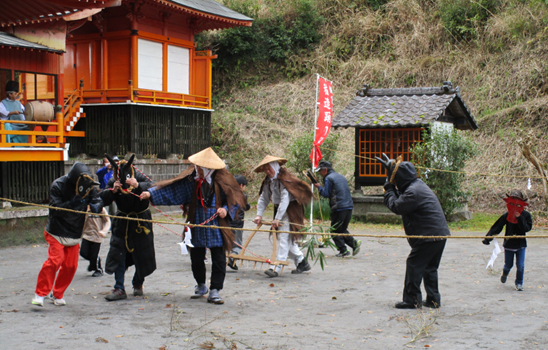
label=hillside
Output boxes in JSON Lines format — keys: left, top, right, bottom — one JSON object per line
{"left": 199, "top": 0, "right": 548, "bottom": 216}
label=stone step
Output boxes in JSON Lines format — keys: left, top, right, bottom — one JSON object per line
{"left": 365, "top": 212, "right": 402, "bottom": 224}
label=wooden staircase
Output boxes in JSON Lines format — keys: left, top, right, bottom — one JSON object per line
{"left": 63, "top": 79, "right": 85, "bottom": 137}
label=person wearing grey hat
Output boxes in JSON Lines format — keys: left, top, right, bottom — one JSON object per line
{"left": 483, "top": 190, "right": 533, "bottom": 291}
{"left": 314, "top": 161, "right": 361, "bottom": 257}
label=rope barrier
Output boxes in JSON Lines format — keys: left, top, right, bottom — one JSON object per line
{"left": 321, "top": 146, "right": 547, "bottom": 179}
{"left": 2, "top": 197, "right": 546, "bottom": 240}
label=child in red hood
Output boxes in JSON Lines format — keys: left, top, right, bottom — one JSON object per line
{"left": 483, "top": 190, "right": 533, "bottom": 291}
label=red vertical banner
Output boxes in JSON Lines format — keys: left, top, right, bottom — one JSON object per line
{"left": 310, "top": 76, "right": 333, "bottom": 168}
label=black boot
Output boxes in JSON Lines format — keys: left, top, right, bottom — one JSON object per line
{"left": 227, "top": 258, "right": 238, "bottom": 271}
{"left": 92, "top": 257, "right": 104, "bottom": 277}
{"left": 97, "top": 257, "right": 103, "bottom": 274}
{"left": 291, "top": 258, "right": 311, "bottom": 274}
{"left": 500, "top": 271, "right": 508, "bottom": 283}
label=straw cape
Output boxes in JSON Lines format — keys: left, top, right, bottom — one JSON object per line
{"left": 253, "top": 155, "right": 287, "bottom": 173}
{"left": 150, "top": 147, "right": 246, "bottom": 253}
{"left": 258, "top": 166, "right": 313, "bottom": 237}
{"left": 188, "top": 147, "right": 226, "bottom": 170}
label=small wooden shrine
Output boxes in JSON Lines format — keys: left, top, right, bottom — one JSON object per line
{"left": 333, "top": 82, "right": 478, "bottom": 189}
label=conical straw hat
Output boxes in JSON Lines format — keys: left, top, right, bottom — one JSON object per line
{"left": 253, "top": 155, "right": 287, "bottom": 173}
{"left": 188, "top": 147, "right": 226, "bottom": 170}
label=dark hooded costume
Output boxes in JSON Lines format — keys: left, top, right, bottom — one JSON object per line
{"left": 35, "top": 162, "right": 103, "bottom": 301}
{"left": 101, "top": 156, "right": 156, "bottom": 280}
{"left": 47, "top": 162, "right": 103, "bottom": 241}
{"left": 383, "top": 161, "right": 450, "bottom": 308}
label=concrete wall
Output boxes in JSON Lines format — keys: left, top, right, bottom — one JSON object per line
{"left": 352, "top": 193, "right": 402, "bottom": 224}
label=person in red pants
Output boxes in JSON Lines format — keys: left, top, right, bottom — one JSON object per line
{"left": 32, "top": 162, "right": 102, "bottom": 307}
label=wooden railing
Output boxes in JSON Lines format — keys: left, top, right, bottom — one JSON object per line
{"left": 0, "top": 112, "right": 65, "bottom": 150}
{"left": 63, "top": 79, "right": 85, "bottom": 135}
{"left": 77, "top": 82, "right": 210, "bottom": 109}
{"left": 132, "top": 88, "right": 209, "bottom": 109}
{"left": 63, "top": 82, "right": 83, "bottom": 121}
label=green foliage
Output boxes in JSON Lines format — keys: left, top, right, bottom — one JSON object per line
{"left": 210, "top": 113, "right": 256, "bottom": 176}
{"left": 362, "top": 0, "right": 390, "bottom": 10}
{"left": 287, "top": 130, "right": 340, "bottom": 175}
{"left": 304, "top": 197, "right": 332, "bottom": 221}
{"left": 412, "top": 126, "right": 477, "bottom": 216}
{"left": 438, "top": 0, "right": 501, "bottom": 40}
{"left": 195, "top": 0, "right": 324, "bottom": 89}
{"left": 301, "top": 223, "right": 338, "bottom": 270}
{"left": 337, "top": 0, "right": 390, "bottom": 11}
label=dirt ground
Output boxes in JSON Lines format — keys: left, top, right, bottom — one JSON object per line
{"left": 1, "top": 211, "right": 548, "bottom": 350}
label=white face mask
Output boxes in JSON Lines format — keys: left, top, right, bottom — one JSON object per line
{"left": 269, "top": 161, "right": 280, "bottom": 180}
{"left": 195, "top": 165, "right": 213, "bottom": 184}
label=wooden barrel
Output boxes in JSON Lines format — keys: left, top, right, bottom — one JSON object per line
{"left": 24, "top": 101, "right": 54, "bottom": 122}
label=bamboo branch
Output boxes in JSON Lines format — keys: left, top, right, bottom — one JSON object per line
{"left": 518, "top": 132, "right": 548, "bottom": 210}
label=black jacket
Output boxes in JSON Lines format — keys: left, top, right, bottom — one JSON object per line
{"left": 101, "top": 171, "right": 156, "bottom": 278}
{"left": 322, "top": 169, "right": 353, "bottom": 211}
{"left": 383, "top": 162, "right": 450, "bottom": 247}
{"left": 46, "top": 162, "right": 103, "bottom": 239}
{"left": 485, "top": 211, "right": 532, "bottom": 249}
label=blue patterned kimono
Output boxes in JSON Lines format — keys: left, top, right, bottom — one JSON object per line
{"left": 148, "top": 175, "right": 236, "bottom": 248}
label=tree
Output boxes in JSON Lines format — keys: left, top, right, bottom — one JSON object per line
{"left": 412, "top": 125, "right": 477, "bottom": 216}
{"left": 287, "top": 131, "right": 340, "bottom": 175}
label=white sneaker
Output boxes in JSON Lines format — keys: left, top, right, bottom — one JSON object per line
{"left": 48, "top": 292, "right": 67, "bottom": 306}
{"left": 32, "top": 294, "right": 45, "bottom": 307}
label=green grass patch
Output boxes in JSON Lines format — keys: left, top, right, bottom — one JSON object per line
{"left": 0, "top": 217, "right": 47, "bottom": 248}
{"left": 344, "top": 212, "right": 501, "bottom": 233}
{"left": 447, "top": 213, "right": 500, "bottom": 232}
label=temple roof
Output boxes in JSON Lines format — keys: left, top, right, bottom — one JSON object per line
{"left": 0, "top": 31, "right": 63, "bottom": 53}
{"left": 0, "top": 0, "right": 119, "bottom": 27}
{"left": 333, "top": 83, "right": 478, "bottom": 131}
{"left": 1, "top": 0, "right": 252, "bottom": 31}
{"left": 166, "top": 0, "right": 252, "bottom": 22}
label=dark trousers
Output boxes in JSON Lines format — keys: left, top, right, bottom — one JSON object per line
{"left": 331, "top": 209, "right": 355, "bottom": 253}
{"left": 190, "top": 246, "right": 226, "bottom": 291}
{"left": 114, "top": 249, "right": 144, "bottom": 291}
{"left": 80, "top": 239, "right": 101, "bottom": 271}
{"left": 403, "top": 240, "right": 447, "bottom": 305}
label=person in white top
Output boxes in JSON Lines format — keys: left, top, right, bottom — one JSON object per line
{"left": 253, "top": 155, "right": 313, "bottom": 277}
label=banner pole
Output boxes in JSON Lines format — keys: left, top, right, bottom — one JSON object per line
{"left": 310, "top": 74, "right": 320, "bottom": 229}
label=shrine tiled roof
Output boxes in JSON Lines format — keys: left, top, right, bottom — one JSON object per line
{"left": 167, "top": 0, "right": 253, "bottom": 22}
{"left": 0, "top": 31, "right": 63, "bottom": 53}
{"left": 334, "top": 84, "right": 478, "bottom": 130}
{"left": 0, "top": 0, "right": 116, "bottom": 27}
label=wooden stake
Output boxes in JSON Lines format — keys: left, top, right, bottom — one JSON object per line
{"left": 519, "top": 133, "right": 548, "bottom": 210}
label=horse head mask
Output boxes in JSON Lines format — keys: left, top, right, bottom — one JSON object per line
{"left": 75, "top": 174, "right": 100, "bottom": 198}
{"left": 69, "top": 162, "right": 100, "bottom": 198}
{"left": 105, "top": 154, "right": 135, "bottom": 191}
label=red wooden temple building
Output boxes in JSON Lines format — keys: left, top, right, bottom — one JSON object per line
{"left": 0, "top": 0, "right": 252, "bottom": 202}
